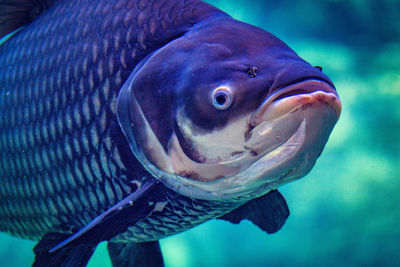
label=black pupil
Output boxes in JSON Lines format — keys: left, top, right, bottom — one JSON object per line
{"left": 215, "top": 93, "right": 227, "bottom": 106}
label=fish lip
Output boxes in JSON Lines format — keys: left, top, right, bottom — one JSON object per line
{"left": 250, "top": 79, "right": 341, "bottom": 127}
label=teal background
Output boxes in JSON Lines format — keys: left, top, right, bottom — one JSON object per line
{"left": 1, "top": 0, "right": 400, "bottom": 266}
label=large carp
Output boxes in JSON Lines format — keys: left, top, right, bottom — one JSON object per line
{"left": 0, "top": 0, "right": 341, "bottom": 266}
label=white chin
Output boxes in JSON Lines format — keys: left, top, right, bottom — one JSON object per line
{"left": 158, "top": 118, "right": 307, "bottom": 200}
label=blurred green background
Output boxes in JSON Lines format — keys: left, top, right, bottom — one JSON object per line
{"left": 1, "top": 0, "right": 400, "bottom": 266}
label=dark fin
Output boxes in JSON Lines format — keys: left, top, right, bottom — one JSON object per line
{"left": 108, "top": 241, "right": 164, "bottom": 267}
{"left": 0, "top": 0, "right": 56, "bottom": 38}
{"left": 32, "top": 178, "right": 164, "bottom": 267}
{"left": 218, "top": 190, "right": 290, "bottom": 233}
{"left": 50, "top": 178, "right": 160, "bottom": 252}
{"left": 33, "top": 232, "right": 96, "bottom": 267}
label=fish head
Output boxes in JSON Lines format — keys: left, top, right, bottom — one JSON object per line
{"left": 117, "top": 17, "right": 341, "bottom": 200}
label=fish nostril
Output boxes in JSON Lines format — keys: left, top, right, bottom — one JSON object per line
{"left": 314, "top": 66, "right": 323, "bottom": 71}
{"left": 247, "top": 66, "right": 259, "bottom": 78}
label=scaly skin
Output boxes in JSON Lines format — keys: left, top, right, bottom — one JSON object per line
{"left": 0, "top": 0, "right": 240, "bottom": 241}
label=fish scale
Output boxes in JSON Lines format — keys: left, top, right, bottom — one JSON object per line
{"left": 0, "top": 0, "right": 242, "bottom": 243}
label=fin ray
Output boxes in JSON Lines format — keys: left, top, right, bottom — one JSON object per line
{"left": 33, "top": 232, "right": 96, "bottom": 267}
{"left": 33, "top": 178, "right": 164, "bottom": 267}
{"left": 49, "top": 178, "right": 158, "bottom": 252}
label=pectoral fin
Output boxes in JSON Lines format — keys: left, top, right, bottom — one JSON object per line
{"left": 108, "top": 241, "right": 164, "bottom": 267}
{"left": 218, "top": 190, "right": 290, "bottom": 233}
{"left": 32, "top": 178, "right": 164, "bottom": 267}
{"left": 33, "top": 232, "right": 96, "bottom": 267}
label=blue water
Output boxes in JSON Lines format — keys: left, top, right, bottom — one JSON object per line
{"left": 1, "top": 0, "right": 400, "bottom": 266}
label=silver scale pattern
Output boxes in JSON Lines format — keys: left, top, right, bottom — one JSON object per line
{"left": 0, "top": 0, "right": 137, "bottom": 240}
{"left": 0, "top": 0, "right": 242, "bottom": 243}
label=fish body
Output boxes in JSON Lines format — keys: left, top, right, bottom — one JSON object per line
{"left": 0, "top": 0, "right": 341, "bottom": 266}
{"left": 0, "top": 0, "right": 230, "bottom": 241}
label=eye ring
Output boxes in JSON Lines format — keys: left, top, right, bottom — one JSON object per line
{"left": 212, "top": 87, "right": 233, "bottom": 110}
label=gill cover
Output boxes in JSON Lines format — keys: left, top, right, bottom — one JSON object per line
{"left": 116, "top": 31, "right": 197, "bottom": 196}
{"left": 116, "top": 27, "right": 242, "bottom": 200}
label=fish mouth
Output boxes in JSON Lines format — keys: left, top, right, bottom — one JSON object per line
{"left": 250, "top": 79, "right": 341, "bottom": 127}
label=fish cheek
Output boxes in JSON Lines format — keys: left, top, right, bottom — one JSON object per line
{"left": 133, "top": 76, "right": 174, "bottom": 150}
{"left": 116, "top": 43, "right": 190, "bottom": 168}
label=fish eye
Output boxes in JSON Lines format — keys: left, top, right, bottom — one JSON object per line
{"left": 212, "top": 87, "right": 233, "bottom": 110}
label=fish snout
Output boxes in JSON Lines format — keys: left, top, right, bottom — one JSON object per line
{"left": 250, "top": 79, "right": 342, "bottom": 127}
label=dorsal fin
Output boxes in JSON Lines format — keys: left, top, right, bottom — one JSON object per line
{"left": 0, "top": 0, "right": 57, "bottom": 39}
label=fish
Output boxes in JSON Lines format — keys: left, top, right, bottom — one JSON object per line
{"left": 0, "top": 0, "right": 342, "bottom": 266}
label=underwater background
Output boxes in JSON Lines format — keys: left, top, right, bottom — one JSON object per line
{"left": 1, "top": 0, "right": 399, "bottom": 266}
